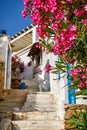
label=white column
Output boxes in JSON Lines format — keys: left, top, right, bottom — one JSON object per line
{"left": 32, "top": 26, "right": 39, "bottom": 44}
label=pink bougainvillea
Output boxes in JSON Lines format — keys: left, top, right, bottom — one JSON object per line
{"left": 11, "top": 55, "right": 24, "bottom": 77}
{"left": 45, "top": 64, "right": 52, "bottom": 74}
{"left": 70, "top": 67, "right": 87, "bottom": 89}
{"left": 22, "top": 0, "right": 87, "bottom": 94}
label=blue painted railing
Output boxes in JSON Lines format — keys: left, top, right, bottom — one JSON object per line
{"left": 67, "top": 64, "right": 76, "bottom": 104}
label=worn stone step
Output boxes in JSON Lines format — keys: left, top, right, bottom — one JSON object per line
{"left": 13, "top": 128, "right": 64, "bottom": 130}
{"left": 26, "top": 94, "right": 54, "bottom": 98}
{"left": 25, "top": 100, "right": 56, "bottom": 104}
{"left": 27, "top": 93, "right": 54, "bottom": 96}
{"left": 27, "top": 97, "right": 54, "bottom": 101}
{"left": 0, "top": 112, "right": 12, "bottom": 122}
{"left": 29, "top": 92, "right": 54, "bottom": 94}
{"left": 26, "top": 99, "right": 55, "bottom": 103}
{"left": 35, "top": 104, "right": 56, "bottom": 108}
{"left": 12, "top": 111, "right": 57, "bottom": 120}
{"left": 23, "top": 102, "right": 56, "bottom": 106}
{"left": 21, "top": 92, "right": 56, "bottom": 112}
{"left": 12, "top": 120, "right": 64, "bottom": 129}
{"left": 22, "top": 105, "right": 56, "bottom": 110}
{"left": 27, "top": 96, "right": 54, "bottom": 100}
{"left": 35, "top": 107, "right": 56, "bottom": 112}
{"left": 21, "top": 108, "right": 56, "bottom": 112}
{"left": 26, "top": 97, "right": 55, "bottom": 101}
{"left": 21, "top": 104, "right": 56, "bottom": 112}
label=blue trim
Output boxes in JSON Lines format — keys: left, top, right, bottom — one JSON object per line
{"left": 67, "top": 64, "right": 76, "bottom": 104}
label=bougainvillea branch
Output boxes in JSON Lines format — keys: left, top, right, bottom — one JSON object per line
{"left": 22, "top": 0, "right": 87, "bottom": 95}
{"left": 11, "top": 55, "right": 24, "bottom": 76}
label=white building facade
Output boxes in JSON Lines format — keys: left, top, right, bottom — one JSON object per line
{"left": 10, "top": 25, "right": 87, "bottom": 120}
{"left": 0, "top": 31, "right": 11, "bottom": 89}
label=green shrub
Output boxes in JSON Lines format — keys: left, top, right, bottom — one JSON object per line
{"left": 69, "top": 108, "right": 87, "bottom": 130}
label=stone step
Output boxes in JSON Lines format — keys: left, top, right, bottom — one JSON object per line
{"left": 12, "top": 128, "right": 63, "bottom": 130}
{"left": 12, "top": 111, "right": 57, "bottom": 120}
{"left": 27, "top": 93, "right": 54, "bottom": 96}
{"left": 21, "top": 103, "right": 56, "bottom": 111}
{"left": 35, "top": 104, "right": 56, "bottom": 109}
{"left": 25, "top": 95, "right": 55, "bottom": 106}
{"left": 27, "top": 92, "right": 54, "bottom": 96}
{"left": 26, "top": 96, "right": 55, "bottom": 100}
{"left": 12, "top": 120, "right": 64, "bottom": 130}
{"left": 29, "top": 92, "right": 54, "bottom": 94}
{"left": 25, "top": 100, "right": 56, "bottom": 104}
{"left": 35, "top": 102, "right": 56, "bottom": 106}
{"left": 13, "top": 128, "right": 64, "bottom": 130}
{"left": 22, "top": 104, "right": 56, "bottom": 110}
{"left": 24, "top": 101, "right": 56, "bottom": 106}
{"left": 21, "top": 92, "right": 57, "bottom": 112}
{"left": 35, "top": 107, "right": 56, "bottom": 112}
{"left": 27, "top": 92, "right": 53, "bottom": 95}
{"left": 26, "top": 99, "right": 55, "bottom": 104}
{"left": 14, "top": 129, "right": 61, "bottom": 130}
{"left": 21, "top": 107, "right": 56, "bottom": 112}
{"left": 27, "top": 96, "right": 54, "bottom": 100}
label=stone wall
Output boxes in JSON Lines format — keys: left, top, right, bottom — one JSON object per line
{"left": 64, "top": 104, "right": 87, "bottom": 130}
{"left": 0, "top": 62, "right": 5, "bottom": 92}
{"left": 0, "top": 112, "right": 12, "bottom": 123}
{"left": 0, "top": 119, "right": 12, "bottom": 130}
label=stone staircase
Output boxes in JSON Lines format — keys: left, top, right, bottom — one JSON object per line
{"left": 12, "top": 92, "right": 64, "bottom": 130}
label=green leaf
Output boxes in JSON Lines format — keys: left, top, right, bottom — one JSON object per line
{"left": 81, "top": 89, "right": 87, "bottom": 95}
{"left": 45, "top": 27, "right": 55, "bottom": 34}
{"left": 51, "top": 70, "right": 59, "bottom": 74}
{"left": 68, "top": 85, "right": 76, "bottom": 91}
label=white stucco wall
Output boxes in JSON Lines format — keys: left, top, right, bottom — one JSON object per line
{"left": 76, "top": 95, "right": 87, "bottom": 104}
{"left": 19, "top": 26, "right": 39, "bottom": 80}
{"left": 42, "top": 52, "right": 68, "bottom": 119}
{"left": 19, "top": 52, "right": 33, "bottom": 80}
{"left": 0, "top": 35, "right": 11, "bottom": 89}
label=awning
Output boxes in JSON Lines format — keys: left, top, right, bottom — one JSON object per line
{"left": 10, "top": 25, "right": 34, "bottom": 52}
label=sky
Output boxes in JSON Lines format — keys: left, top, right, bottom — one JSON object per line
{"left": 0, "top": 0, "right": 32, "bottom": 37}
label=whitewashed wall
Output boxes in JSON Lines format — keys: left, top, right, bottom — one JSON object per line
{"left": 42, "top": 52, "right": 68, "bottom": 119}
{"left": 0, "top": 35, "right": 11, "bottom": 89}
{"left": 19, "top": 52, "right": 33, "bottom": 80}
{"left": 14, "top": 26, "right": 38, "bottom": 80}
{"left": 76, "top": 95, "right": 87, "bottom": 104}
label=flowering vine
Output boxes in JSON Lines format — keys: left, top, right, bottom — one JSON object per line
{"left": 22, "top": 0, "right": 87, "bottom": 95}
{"left": 11, "top": 55, "right": 24, "bottom": 77}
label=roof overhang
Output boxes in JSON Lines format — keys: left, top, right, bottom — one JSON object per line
{"left": 10, "top": 25, "right": 34, "bottom": 52}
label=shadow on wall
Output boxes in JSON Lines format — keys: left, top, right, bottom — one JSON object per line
{"left": 19, "top": 63, "right": 33, "bottom": 80}
{"left": 39, "top": 59, "right": 50, "bottom": 92}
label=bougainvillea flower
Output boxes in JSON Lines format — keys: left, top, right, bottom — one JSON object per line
{"left": 45, "top": 64, "right": 52, "bottom": 73}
